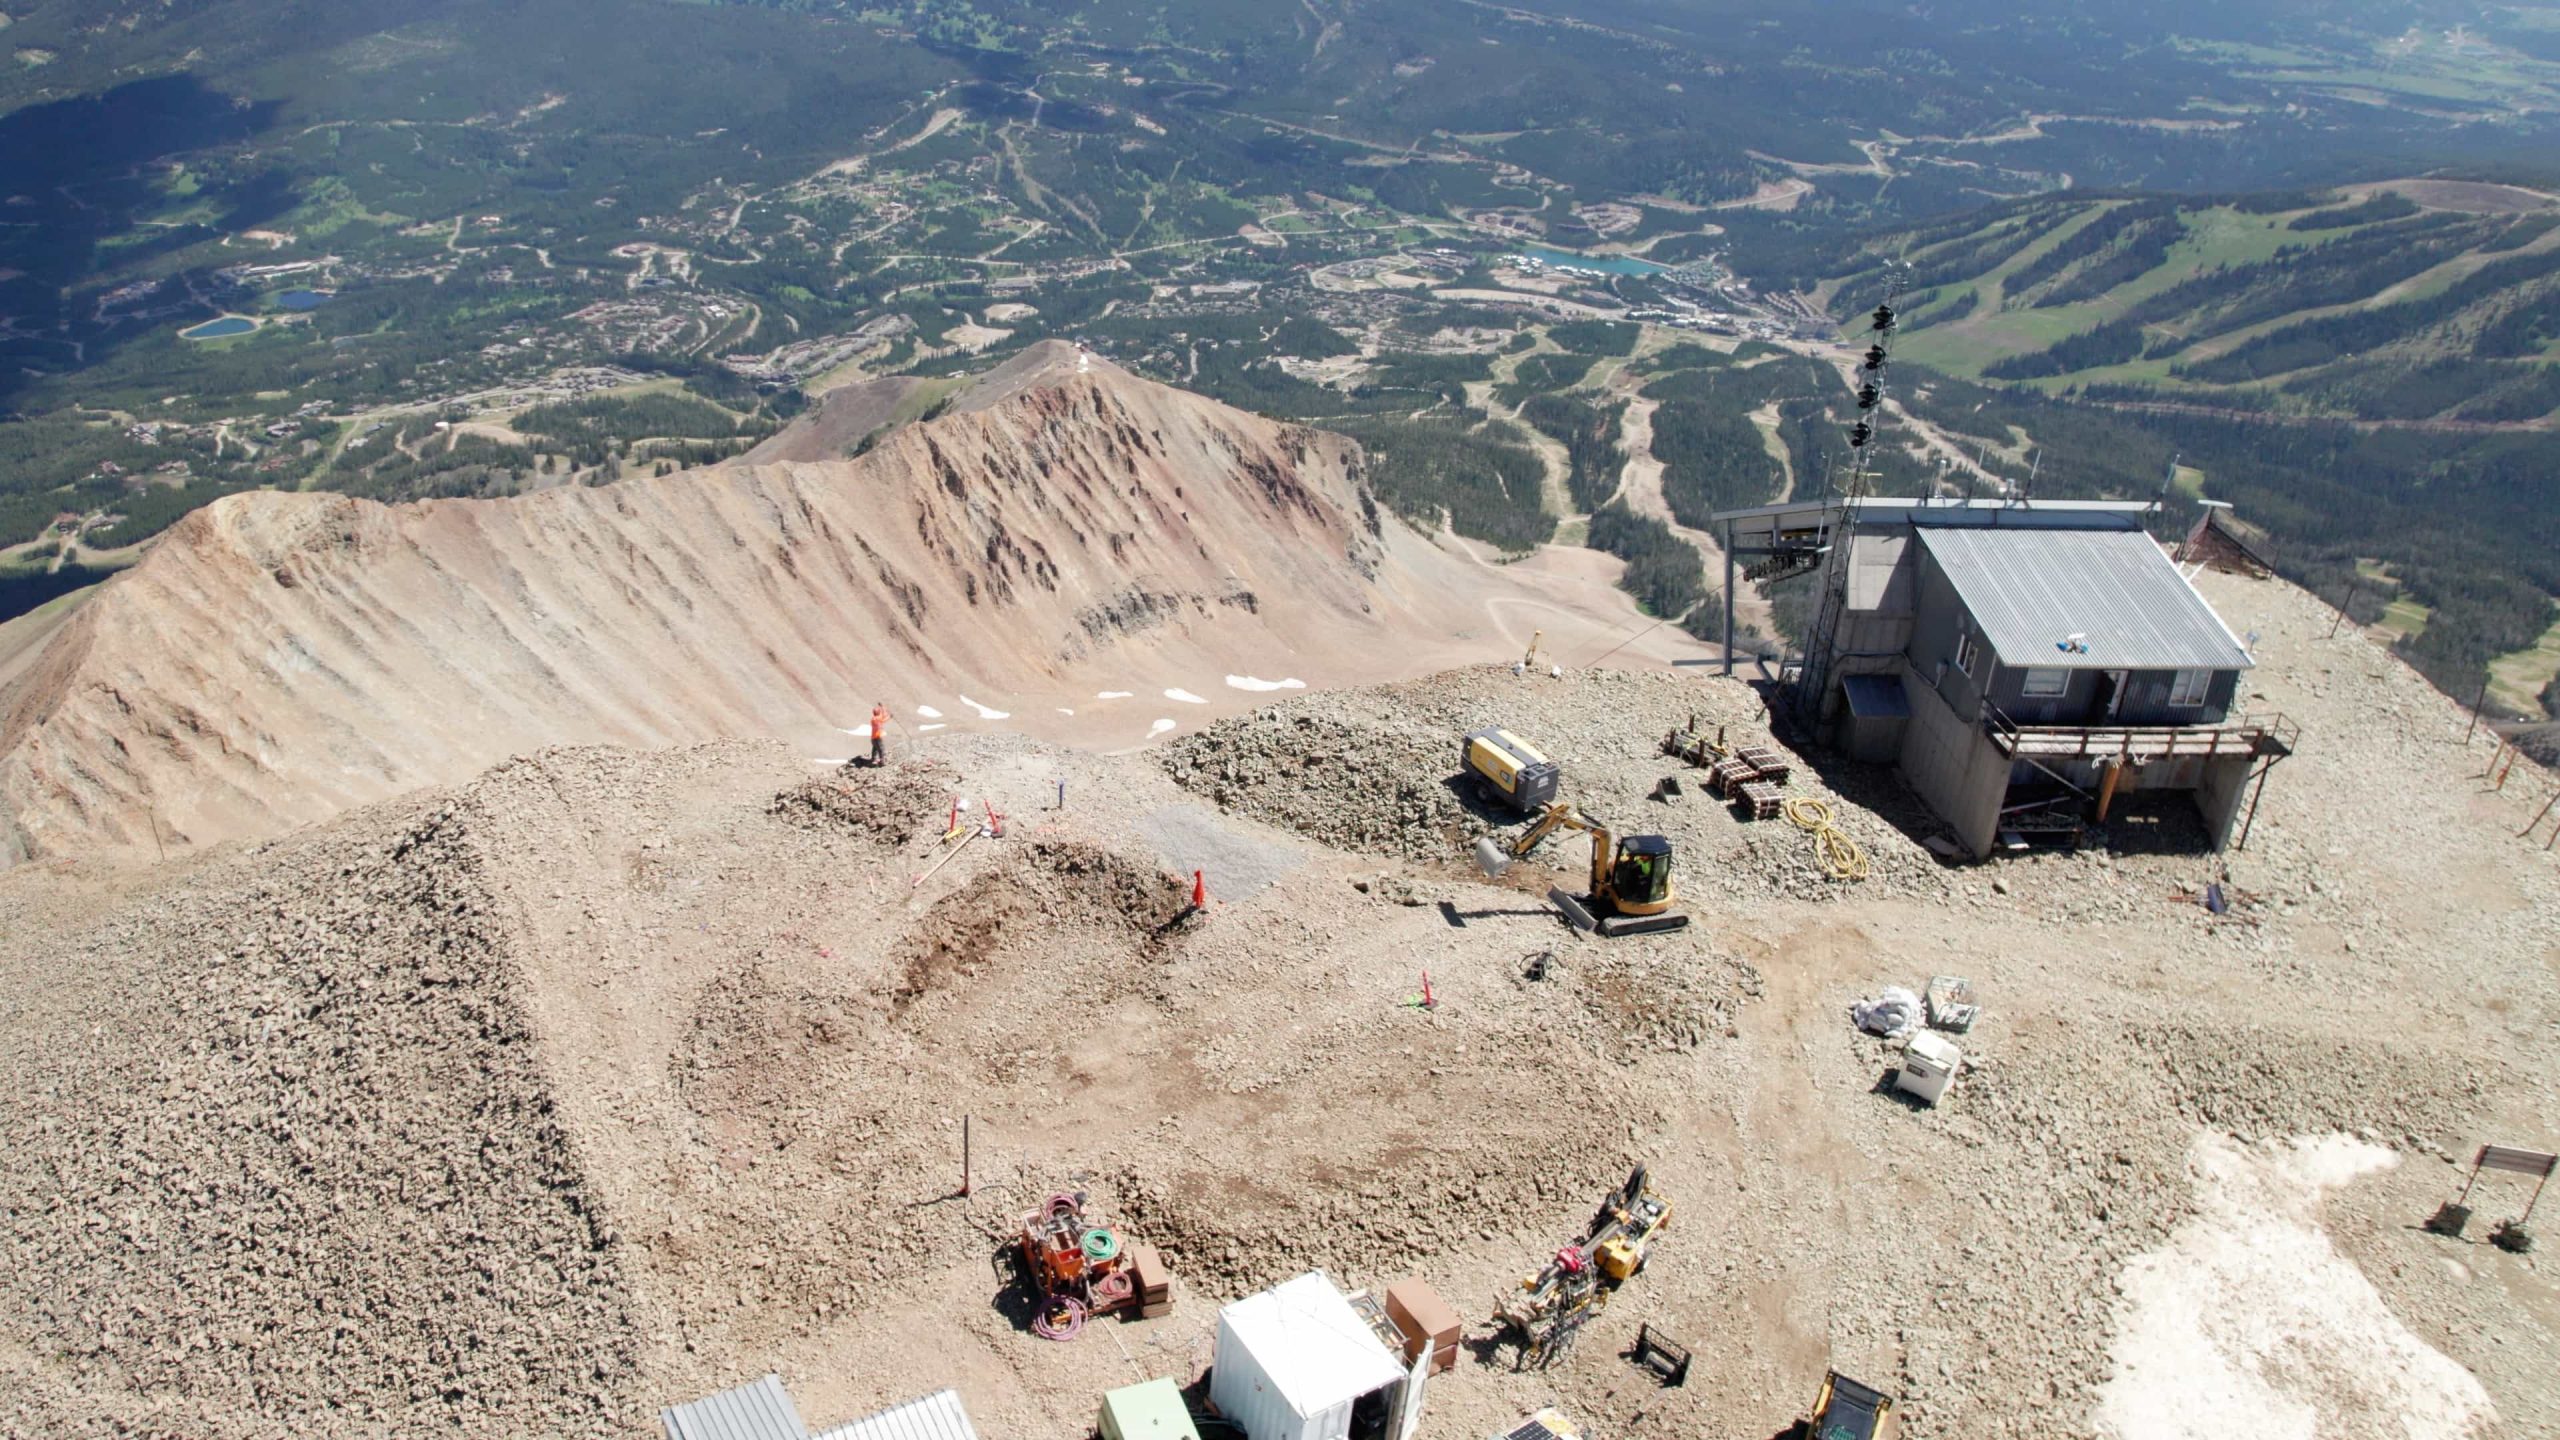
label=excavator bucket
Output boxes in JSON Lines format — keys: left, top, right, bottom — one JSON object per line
{"left": 1596, "top": 911, "right": 1691, "bottom": 938}
{"left": 1548, "top": 888, "right": 1597, "bottom": 933}
{"left": 1472, "top": 838, "right": 1514, "bottom": 877}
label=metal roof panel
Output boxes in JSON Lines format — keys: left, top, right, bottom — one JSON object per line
{"left": 812, "top": 1389, "right": 982, "bottom": 1440}
{"left": 663, "top": 1375, "right": 809, "bottom": 1440}
{"left": 1915, "top": 526, "right": 2253, "bottom": 672}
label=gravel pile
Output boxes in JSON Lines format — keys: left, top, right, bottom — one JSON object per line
{"left": 0, "top": 794, "right": 636, "bottom": 1440}
{"left": 769, "top": 757, "right": 963, "bottom": 846}
{"left": 1161, "top": 666, "right": 1958, "bottom": 904}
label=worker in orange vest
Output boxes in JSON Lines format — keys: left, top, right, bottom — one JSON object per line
{"left": 869, "top": 702, "right": 890, "bottom": 767}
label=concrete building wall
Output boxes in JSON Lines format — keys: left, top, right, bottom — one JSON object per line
{"left": 2195, "top": 753, "right": 2259, "bottom": 851}
{"left": 1896, "top": 665, "right": 2011, "bottom": 860}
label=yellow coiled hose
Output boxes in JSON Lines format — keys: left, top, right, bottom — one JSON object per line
{"left": 1782, "top": 796, "right": 1870, "bottom": 882}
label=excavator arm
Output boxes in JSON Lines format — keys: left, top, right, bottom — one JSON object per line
{"left": 1501, "top": 803, "right": 1615, "bottom": 892}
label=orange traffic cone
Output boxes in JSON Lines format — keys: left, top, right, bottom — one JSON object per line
{"left": 1191, "top": 870, "right": 1208, "bottom": 908}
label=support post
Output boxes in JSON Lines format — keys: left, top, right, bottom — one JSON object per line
{"left": 2526, "top": 790, "right": 2559, "bottom": 841}
{"left": 2327, "top": 579, "right": 2359, "bottom": 639}
{"left": 1721, "top": 523, "right": 1736, "bottom": 678}
{"left": 961, "top": 1114, "right": 972, "bottom": 1198}
{"left": 2235, "top": 756, "right": 2277, "bottom": 852}
{"left": 2466, "top": 677, "right": 2491, "bottom": 743}
{"left": 2095, "top": 759, "right": 2124, "bottom": 823}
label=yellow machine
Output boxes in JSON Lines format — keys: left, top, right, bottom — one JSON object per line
{"left": 1492, "top": 1165, "right": 1671, "bottom": 1369}
{"left": 1808, "top": 1370, "right": 1895, "bottom": 1440}
{"left": 1462, "top": 726, "right": 1563, "bottom": 813}
{"left": 1471, "top": 801, "right": 1688, "bottom": 936}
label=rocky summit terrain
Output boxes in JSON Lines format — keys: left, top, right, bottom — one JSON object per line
{"left": 0, "top": 558, "right": 2553, "bottom": 1440}
{"left": 0, "top": 341, "right": 1698, "bottom": 866}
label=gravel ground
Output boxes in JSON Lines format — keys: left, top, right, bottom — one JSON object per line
{"left": 0, "top": 569, "right": 2553, "bottom": 1440}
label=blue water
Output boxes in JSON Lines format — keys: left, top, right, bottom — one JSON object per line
{"left": 182, "top": 316, "right": 257, "bottom": 339}
{"left": 1517, "top": 245, "right": 1663, "bottom": 275}
{"left": 278, "top": 289, "right": 332, "bottom": 310}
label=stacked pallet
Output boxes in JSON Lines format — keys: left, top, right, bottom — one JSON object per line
{"left": 1734, "top": 745, "right": 1791, "bottom": 786}
{"left": 1127, "top": 1243, "right": 1175, "bottom": 1318}
{"left": 1707, "top": 756, "right": 1759, "bottom": 797}
{"left": 1735, "top": 780, "right": 1786, "bottom": 821}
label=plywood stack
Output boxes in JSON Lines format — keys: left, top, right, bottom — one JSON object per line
{"left": 1127, "top": 1242, "right": 1175, "bottom": 1318}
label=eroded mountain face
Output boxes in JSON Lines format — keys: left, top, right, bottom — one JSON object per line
{"left": 0, "top": 343, "right": 1407, "bottom": 861}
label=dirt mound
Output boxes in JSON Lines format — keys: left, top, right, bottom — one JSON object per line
{"left": 0, "top": 796, "right": 634, "bottom": 1439}
{"left": 769, "top": 757, "right": 963, "bottom": 846}
{"left": 1164, "top": 704, "right": 1474, "bottom": 861}
{"left": 892, "top": 840, "right": 1191, "bottom": 1017}
{"left": 1162, "top": 668, "right": 1956, "bottom": 903}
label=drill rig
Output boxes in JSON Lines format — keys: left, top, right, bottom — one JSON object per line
{"left": 1492, "top": 1165, "right": 1671, "bottom": 1368}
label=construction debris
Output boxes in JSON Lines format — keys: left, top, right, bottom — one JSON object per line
{"left": 1019, "top": 1190, "right": 1170, "bottom": 1339}
{"left": 1925, "top": 975, "right": 1980, "bottom": 1033}
{"left": 1853, "top": 986, "right": 1922, "bottom": 1040}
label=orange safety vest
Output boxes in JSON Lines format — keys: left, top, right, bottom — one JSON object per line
{"left": 870, "top": 707, "right": 888, "bottom": 740}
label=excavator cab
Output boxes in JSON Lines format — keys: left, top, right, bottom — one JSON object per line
{"left": 1608, "top": 836, "right": 1675, "bottom": 912}
{"left": 1808, "top": 1370, "right": 1894, "bottom": 1440}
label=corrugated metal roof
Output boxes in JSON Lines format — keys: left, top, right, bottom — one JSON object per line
{"left": 812, "top": 1389, "right": 981, "bottom": 1440}
{"left": 662, "top": 1375, "right": 809, "bottom": 1440}
{"left": 1219, "top": 1272, "right": 1406, "bottom": 1419}
{"left": 1916, "top": 526, "right": 2253, "bottom": 672}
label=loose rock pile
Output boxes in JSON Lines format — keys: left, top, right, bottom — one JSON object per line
{"left": 1163, "top": 667, "right": 1956, "bottom": 904}
{"left": 0, "top": 797, "right": 636, "bottom": 1440}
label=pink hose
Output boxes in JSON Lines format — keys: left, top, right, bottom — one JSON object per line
{"left": 1033, "top": 1295, "right": 1088, "bottom": 1341}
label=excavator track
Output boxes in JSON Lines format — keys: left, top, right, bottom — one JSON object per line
{"left": 1596, "top": 912, "right": 1691, "bottom": 937}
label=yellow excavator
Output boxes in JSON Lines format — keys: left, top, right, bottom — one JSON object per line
{"left": 1471, "top": 801, "right": 1688, "bottom": 936}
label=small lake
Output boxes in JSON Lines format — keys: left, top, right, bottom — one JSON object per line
{"left": 181, "top": 316, "right": 257, "bottom": 339}
{"left": 278, "top": 289, "right": 332, "bottom": 311}
{"left": 1518, "top": 245, "right": 1664, "bottom": 275}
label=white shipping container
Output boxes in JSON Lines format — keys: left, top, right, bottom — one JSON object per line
{"left": 1211, "top": 1273, "right": 1408, "bottom": 1440}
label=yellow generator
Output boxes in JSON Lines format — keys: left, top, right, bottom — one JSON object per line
{"left": 1462, "top": 727, "right": 1561, "bottom": 812}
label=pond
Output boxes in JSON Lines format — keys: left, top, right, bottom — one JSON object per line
{"left": 1518, "top": 245, "right": 1664, "bottom": 275}
{"left": 277, "top": 289, "right": 333, "bottom": 311}
{"left": 181, "top": 316, "right": 258, "bottom": 340}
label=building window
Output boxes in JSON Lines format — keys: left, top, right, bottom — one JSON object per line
{"left": 2022, "top": 667, "right": 2068, "bottom": 698}
{"left": 2169, "top": 668, "right": 2211, "bottom": 707}
{"left": 1954, "top": 628, "right": 1979, "bottom": 676}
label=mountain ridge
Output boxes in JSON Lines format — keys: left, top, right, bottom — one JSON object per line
{"left": 3, "top": 341, "right": 1654, "bottom": 863}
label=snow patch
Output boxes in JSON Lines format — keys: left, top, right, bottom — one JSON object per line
{"left": 810, "top": 758, "right": 849, "bottom": 766}
{"left": 1226, "top": 675, "right": 1307, "bottom": 692}
{"left": 1149, "top": 719, "right": 1177, "bottom": 737}
{"left": 917, "top": 723, "right": 947, "bottom": 733}
{"left": 1056, "top": 708, "right": 1076, "bottom": 716}
{"left": 1163, "top": 688, "right": 1208, "bottom": 704}
{"left": 1096, "top": 690, "right": 1134, "bottom": 700}
{"left": 914, "top": 705, "right": 944, "bottom": 719}
{"left": 2094, "top": 1133, "right": 2494, "bottom": 1440}
{"left": 958, "top": 696, "right": 1010, "bottom": 720}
